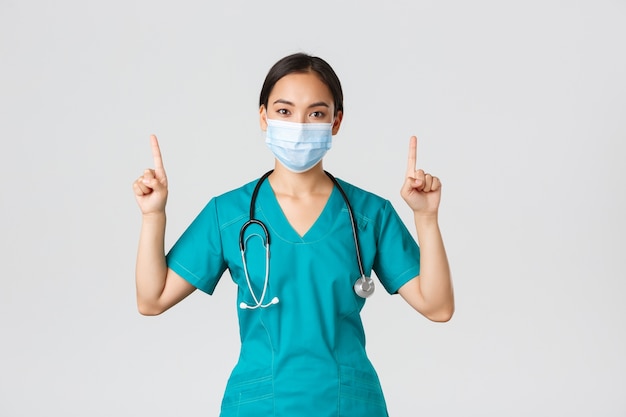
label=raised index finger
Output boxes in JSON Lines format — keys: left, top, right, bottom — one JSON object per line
{"left": 406, "top": 135, "right": 418, "bottom": 176}
{"left": 150, "top": 134, "right": 166, "bottom": 177}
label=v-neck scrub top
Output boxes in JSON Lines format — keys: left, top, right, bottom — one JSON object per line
{"left": 166, "top": 177, "right": 421, "bottom": 417}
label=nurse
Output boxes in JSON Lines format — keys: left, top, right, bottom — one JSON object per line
{"left": 133, "top": 52, "right": 454, "bottom": 416}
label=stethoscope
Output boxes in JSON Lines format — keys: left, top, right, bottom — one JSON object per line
{"left": 238, "top": 170, "right": 375, "bottom": 310}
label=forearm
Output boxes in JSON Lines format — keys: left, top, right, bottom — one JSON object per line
{"left": 414, "top": 213, "right": 454, "bottom": 320}
{"left": 135, "top": 212, "right": 168, "bottom": 309}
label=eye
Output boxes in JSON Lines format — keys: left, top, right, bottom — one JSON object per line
{"left": 276, "top": 108, "right": 290, "bottom": 116}
{"left": 310, "top": 111, "right": 325, "bottom": 118}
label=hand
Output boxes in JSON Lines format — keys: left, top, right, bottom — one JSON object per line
{"left": 400, "top": 136, "right": 441, "bottom": 215}
{"left": 132, "top": 135, "right": 169, "bottom": 215}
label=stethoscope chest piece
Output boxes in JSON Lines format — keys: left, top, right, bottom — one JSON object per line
{"left": 354, "top": 276, "right": 375, "bottom": 298}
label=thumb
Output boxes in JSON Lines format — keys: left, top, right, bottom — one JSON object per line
{"left": 411, "top": 169, "right": 425, "bottom": 191}
{"left": 401, "top": 175, "right": 418, "bottom": 199}
{"left": 142, "top": 169, "right": 163, "bottom": 190}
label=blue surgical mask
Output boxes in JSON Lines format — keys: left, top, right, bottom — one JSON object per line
{"left": 265, "top": 118, "right": 333, "bottom": 173}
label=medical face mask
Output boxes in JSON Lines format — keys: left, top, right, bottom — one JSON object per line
{"left": 265, "top": 118, "right": 333, "bottom": 173}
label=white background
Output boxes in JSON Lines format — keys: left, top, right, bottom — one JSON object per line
{"left": 1, "top": 1, "right": 625, "bottom": 416}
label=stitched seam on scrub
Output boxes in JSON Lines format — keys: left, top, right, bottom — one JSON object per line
{"left": 167, "top": 259, "right": 202, "bottom": 282}
{"left": 220, "top": 213, "right": 248, "bottom": 231}
{"left": 259, "top": 314, "right": 277, "bottom": 415}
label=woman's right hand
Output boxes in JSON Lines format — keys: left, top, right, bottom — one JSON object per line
{"left": 133, "top": 135, "right": 168, "bottom": 215}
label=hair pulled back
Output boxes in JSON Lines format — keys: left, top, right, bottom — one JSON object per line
{"left": 259, "top": 53, "right": 344, "bottom": 116}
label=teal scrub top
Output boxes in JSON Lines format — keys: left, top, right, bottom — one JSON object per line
{"left": 166, "top": 176, "right": 421, "bottom": 417}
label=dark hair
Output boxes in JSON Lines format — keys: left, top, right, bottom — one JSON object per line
{"left": 259, "top": 53, "right": 344, "bottom": 116}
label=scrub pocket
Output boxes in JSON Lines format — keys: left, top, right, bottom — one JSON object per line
{"left": 220, "top": 372, "right": 274, "bottom": 417}
{"left": 339, "top": 365, "right": 389, "bottom": 417}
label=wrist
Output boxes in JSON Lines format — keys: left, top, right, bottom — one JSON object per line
{"left": 142, "top": 211, "right": 166, "bottom": 224}
{"left": 413, "top": 212, "right": 439, "bottom": 228}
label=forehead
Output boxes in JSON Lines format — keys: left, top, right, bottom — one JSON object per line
{"left": 269, "top": 72, "right": 333, "bottom": 102}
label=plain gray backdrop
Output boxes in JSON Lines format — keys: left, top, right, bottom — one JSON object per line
{"left": 1, "top": 0, "right": 625, "bottom": 416}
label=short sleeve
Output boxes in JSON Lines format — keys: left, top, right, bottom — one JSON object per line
{"left": 372, "top": 201, "right": 421, "bottom": 294}
{"left": 166, "top": 198, "right": 227, "bottom": 294}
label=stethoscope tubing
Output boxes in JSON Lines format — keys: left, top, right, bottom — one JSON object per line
{"left": 239, "top": 170, "right": 373, "bottom": 309}
{"left": 325, "top": 171, "right": 366, "bottom": 280}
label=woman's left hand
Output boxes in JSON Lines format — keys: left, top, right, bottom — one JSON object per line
{"left": 401, "top": 136, "right": 442, "bottom": 215}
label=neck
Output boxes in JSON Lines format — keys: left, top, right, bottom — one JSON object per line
{"left": 269, "top": 162, "right": 332, "bottom": 196}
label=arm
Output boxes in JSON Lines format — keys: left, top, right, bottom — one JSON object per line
{"left": 133, "top": 135, "right": 196, "bottom": 316}
{"left": 397, "top": 136, "right": 454, "bottom": 322}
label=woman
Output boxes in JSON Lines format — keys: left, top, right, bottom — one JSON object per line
{"left": 133, "top": 52, "right": 454, "bottom": 416}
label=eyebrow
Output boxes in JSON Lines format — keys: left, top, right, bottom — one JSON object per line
{"left": 272, "top": 99, "right": 330, "bottom": 108}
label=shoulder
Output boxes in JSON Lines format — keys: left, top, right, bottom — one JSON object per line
{"left": 333, "top": 177, "right": 392, "bottom": 217}
{"left": 214, "top": 178, "right": 258, "bottom": 206}
{"left": 334, "top": 177, "right": 388, "bottom": 206}
{"left": 200, "top": 177, "right": 262, "bottom": 227}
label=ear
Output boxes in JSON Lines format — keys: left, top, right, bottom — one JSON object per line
{"left": 331, "top": 110, "right": 343, "bottom": 135}
{"left": 259, "top": 105, "right": 268, "bottom": 131}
